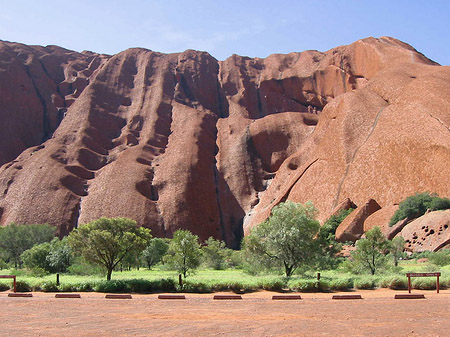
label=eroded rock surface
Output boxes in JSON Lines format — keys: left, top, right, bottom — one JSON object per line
{"left": 335, "top": 199, "right": 382, "bottom": 242}
{"left": 0, "top": 37, "right": 449, "bottom": 249}
{"left": 399, "top": 210, "right": 450, "bottom": 252}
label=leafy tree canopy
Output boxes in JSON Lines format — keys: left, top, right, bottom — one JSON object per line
{"left": 0, "top": 223, "right": 55, "bottom": 268}
{"left": 141, "top": 238, "right": 169, "bottom": 269}
{"left": 243, "top": 201, "right": 321, "bottom": 277}
{"left": 68, "top": 217, "right": 151, "bottom": 280}
{"left": 351, "top": 226, "right": 388, "bottom": 275}
{"left": 389, "top": 192, "right": 450, "bottom": 226}
{"left": 163, "top": 229, "right": 201, "bottom": 278}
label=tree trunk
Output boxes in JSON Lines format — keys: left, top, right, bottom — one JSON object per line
{"left": 284, "top": 262, "right": 293, "bottom": 277}
{"left": 107, "top": 269, "right": 112, "bottom": 281}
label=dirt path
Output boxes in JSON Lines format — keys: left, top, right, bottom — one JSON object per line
{"left": 0, "top": 289, "right": 449, "bottom": 336}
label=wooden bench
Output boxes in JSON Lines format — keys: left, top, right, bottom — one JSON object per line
{"left": 406, "top": 272, "right": 441, "bottom": 293}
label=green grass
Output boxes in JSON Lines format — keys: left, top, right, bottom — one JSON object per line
{"left": 0, "top": 259, "right": 448, "bottom": 293}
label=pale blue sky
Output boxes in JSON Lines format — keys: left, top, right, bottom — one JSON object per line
{"left": 0, "top": 0, "right": 449, "bottom": 65}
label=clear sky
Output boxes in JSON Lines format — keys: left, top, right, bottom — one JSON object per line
{"left": 0, "top": 0, "right": 449, "bottom": 65}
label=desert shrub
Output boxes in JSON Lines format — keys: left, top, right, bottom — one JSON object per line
{"left": 0, "top": 282, "right": 10, "bottom": 291}
{"left": 223, "top": 249, "right": 244, "bottom": 269}
{"left": 289, "top": 279, "right": 320, "bottom": 292}
{"left": 59, "top": 283, "right": 78, "bottom": 292}
{"left": 15, "top": 280, "right": 32, "bottom": 292}
{"left": 412, "top": 278, "right": 437, "bottom": 290}
{"left": 210, "top": 282, "right": 229, "bottom": 292}
{"left": 421, "top": 263, "right": 440, "bottom": 273}
{"left": 180, "top": 281, "right": 213, "bottom": 293}
{"left": 428, "top": 250, "right": 450, "bottom": 266}
{"left": 258, "top": 278, "right": 286, "bottom": 292}
{"left": 440, "top": 277, "right": 450, "bottom": 288}
{"left": 379, "top": 276, "right": 408, "bottom": 290}
{"left": 127, "top": 278, "right": 176, "bottom": 293}
{"left": 354, "top": 277, "right": 376, "bottom": 289}
{"left": 126, "top": 279, "right": 153, "bottom": 293}
{"left": 67, "top": 257, "right": 105, "bottom": 276}
{"left": 389, "top": 193, "right": 450, "bottom": 226}
{"left": 75, "top": 282, "right": 95, "bottom": 292}
{"left": 409, "top": 251, "right": 432, "bottom": 260}
{"left": 94, "top": 280, "right": 131, "bottom": 293}
{"left": 329, "top": 278, "right": 353, "bottom": 291}
{"left": 201, "top": 237, "right": 229, "bottom": 270}
{"left": 41, "top": 281, "right": 59, "bottom": 292}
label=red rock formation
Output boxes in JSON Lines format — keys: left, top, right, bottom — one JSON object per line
{"left": 363, "top": 205, "right": 399, "bottom": 239}
{"left": 399, "top": 210, "right": 450, "bottom": 252}
{"left": 335, "top": 199, "right": 381, "bottom": 242}
{"left": 0, "top": 37, "right": 449, "bottom": 250}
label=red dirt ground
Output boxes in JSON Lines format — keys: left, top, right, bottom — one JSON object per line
{"left": 0, "top": 289, "right": 449, "bottom": 336}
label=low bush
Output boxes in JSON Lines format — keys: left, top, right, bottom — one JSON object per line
{"left": 329, "top": 278, "right": 353, "bottom": 291}
{"left": 289, "top": 279, "right": 329, "bottom": 292}
{"left": 15, "top": 280, "right": 32, "bottom": 292}
{"left": 440, "top": 277, "right": 450, "bottom": 288}
{"left": 41, "top": 281, "right": 59, "bottom": 292}
{"left": 75, "top": 282, "right": 95, "bottom": 292}
{"left": 95, "top": 280, "right": 131, "bottom": 293}
{"left": 0, "top": 282, "right": 10, "bottom": 291}
{"left": 180, "top": 281, "right": 213, "bottom": 293}
{"left": 59, "top": 283, "right": 77, "bottom": 292}
{"left": 127, "top": 278, "right": 177, "bottom": 293}
{"left": 258, "top": 278, "right": 286, "bottom": 292}
{"left": 412, "top": 278, "right": 437, "bottom": 290}
{"left": 379, "top": 276, "right": 408, "bottom": 290}
{"left": 389, "top": 193, "right": 450, "bottom": 226}
{"left": 428, "top": 250, "right": 450, "bottom": 267}
{"left": 354, "top": 277, "right": 376, "bottom": 289}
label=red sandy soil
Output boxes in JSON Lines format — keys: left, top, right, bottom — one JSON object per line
{"left": 0, "top": 289, "right": 449, "bottom": 336}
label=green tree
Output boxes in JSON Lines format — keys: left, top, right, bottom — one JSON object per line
{"left": 389, "top": 236, "right": 406, "bottom": 267}
{"left": 21, "top": 242, "right": 53, "bottom": 273}
{"left": 0, "top": 223, "right": 55, "bottom": 268}
{"left": 317, "top": 208, "right": 353, "bottom": 268}
{"left": 243, "top": 201, "right": 321, "bottom": 277}
{"left": 67, "top": 217, "right": 151, "bottom": 280}
{"left": 389, "top": 192, "right": 450, "bottom": 226}
{"left": 47, "top": 237, "right": 73, "bottom": 273}
{"left": 201, "top": 237, "right": 229, "bottom": 270}
{"left": 141, "top": 238, "right": 169, "bottom": 269}
{"left": 351, "top": 227, "right": 388, "bottom": 275}
{"left": 163, "top": 230, "right": 201, "bottom": 278}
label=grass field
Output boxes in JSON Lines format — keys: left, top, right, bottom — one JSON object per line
{"left": 0, "top": 259, "right": 449, "bottom": 293}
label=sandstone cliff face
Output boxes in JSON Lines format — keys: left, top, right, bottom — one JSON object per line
{"left": 0, "top": 37, "right": 448, "bottom": 249}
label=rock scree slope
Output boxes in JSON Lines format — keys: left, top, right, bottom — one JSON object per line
{"left": 0, "top": 37, "right": 449, "bottom": 248}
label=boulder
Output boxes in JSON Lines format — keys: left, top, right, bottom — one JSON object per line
{"left": 398, "top": 210, "right": 450, "bottom": 252}
{"left": 336, "top": 199, "right": 382, "bottom": 242}
{"left": 328, "top": 198, "right": 357, "bottom": 221}
{"left": 363, "top": 205, "right": 399, "bottom": 239}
